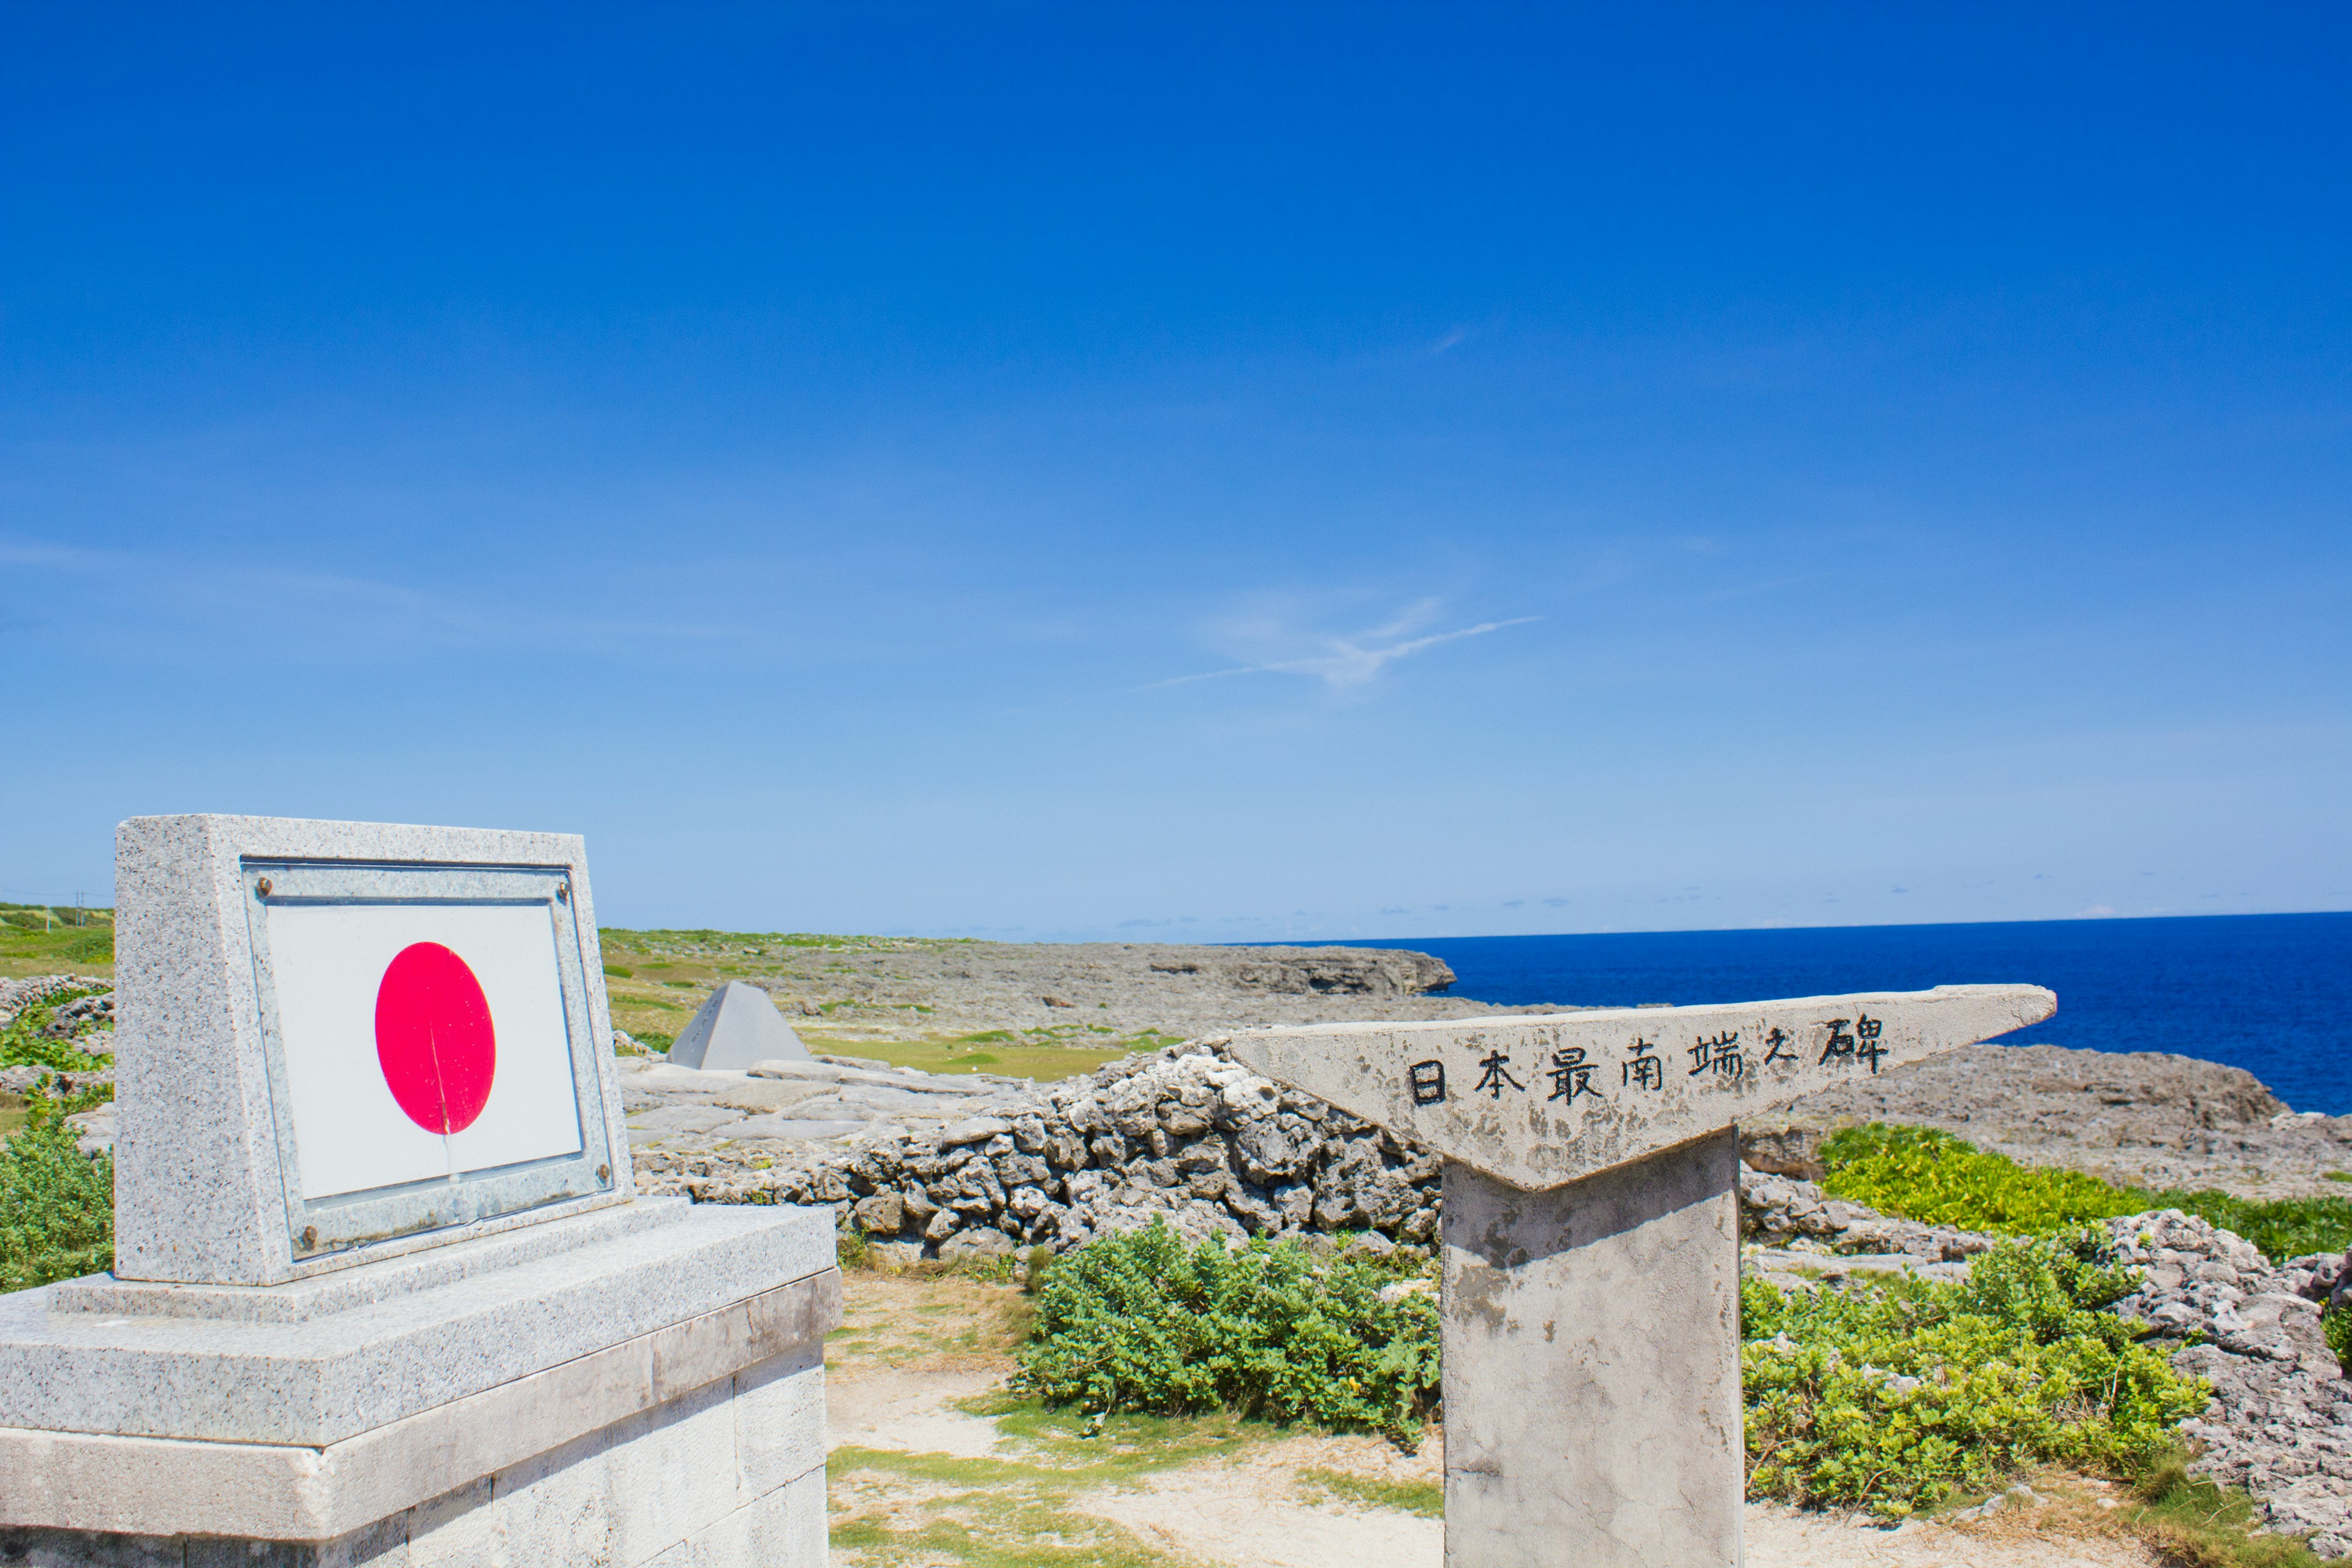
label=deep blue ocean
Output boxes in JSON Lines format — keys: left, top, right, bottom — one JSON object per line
{"left": 1304, "top": 913, "right": 2352, "bottom": 1115}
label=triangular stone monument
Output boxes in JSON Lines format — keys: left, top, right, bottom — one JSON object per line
{"left": 666, "top": 980, "right": 813, "bottom": 1069}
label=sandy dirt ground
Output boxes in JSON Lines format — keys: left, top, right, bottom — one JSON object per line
{"left": 823, "top": 1271, "right": 2163, "bottom": 1568}
{"left": 1089, "top": 1478, "right": 2158, "bottom": 1568}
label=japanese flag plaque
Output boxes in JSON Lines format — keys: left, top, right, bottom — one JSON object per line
{"left": 245, "top": 858, "right": 612, "bottom": 1257}
{"left": 1228, "top": 982, "right": 2056, "bottom": 1568}
{"left": 111, "top": 816, "right": 634, "bottom": 1281}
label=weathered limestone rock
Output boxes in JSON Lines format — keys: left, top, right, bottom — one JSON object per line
{"left": 2105, "top": 1211, "right": 2352, "bottom": 1557}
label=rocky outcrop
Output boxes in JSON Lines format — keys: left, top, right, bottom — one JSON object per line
{"left": 1202, "top": 948, "right": 1457, "bottom": 998}
{"left": 611, "top": 940, "right": 1510, "bottom": 1049}
{"left": 1736, "top": 1166, "right": 1999, "bottom": 1286}
{"left": 2106, "top": 1212, "right": 2352, "bottom": 1558}
{"left": 0, "top": 978, "right": 115, "bottom": 1141}
{"left": 0, "top": 974, "right": 110, "bottom": 1025}
{"left": 635, "top": 1037, "right": 1444, "bottom": 1261}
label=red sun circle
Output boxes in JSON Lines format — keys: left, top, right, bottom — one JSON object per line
{"left": 374, "top": 941, "right": 497, "bottom": 1135}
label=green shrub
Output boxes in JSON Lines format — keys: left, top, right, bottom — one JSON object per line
{"left": 1743, "top": 1231, "right": 2209, "bottom": 1519}
{"left": 0, "top": 1109, "right": 113, "bottom": 1292}
{"left": 1821, "top": 1123, "right": 2352, "bottom": 1264}
{"left": 837, "top": 1225, "right": 875, "bottom": 1270}
{"left": 1820, "top": 1124, "right": 2150, "bottom": 1232}
{"left": 1, "top": 993, "right": 115, "bottom": 1122}
{"left": 1013, "top": 1223, "right": 1440, "bottom": 1444}
{"left": 0, "top": 989, "right": 114, "bottom": 1078}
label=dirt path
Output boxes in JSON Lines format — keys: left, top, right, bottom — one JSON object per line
{"left": 822, "top": 1271, "right": 2163, "bottom": 1568}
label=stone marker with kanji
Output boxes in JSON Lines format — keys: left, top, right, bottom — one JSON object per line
{"left": 0, "top": 816, "right": 840, "bottom": 1564}
{"left": 1227, "top": 982, "right": 2057, "bottom": 1568}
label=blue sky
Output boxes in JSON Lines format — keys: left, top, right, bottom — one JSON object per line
{"left": 3, "top": 4, "right": 2347, "bottom": 940}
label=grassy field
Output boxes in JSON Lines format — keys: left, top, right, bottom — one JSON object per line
{"left": 805, "top": 1032, "right": 1169, "bottom": 1081}
{"left": 0, "top": 906, "right": 115, "bottom": 982}
{"left": 598, "top": 927, "right": 952, "bottom": 1051}
{"left": 601, "top": 927, "right": 1175, "bottom": 1082}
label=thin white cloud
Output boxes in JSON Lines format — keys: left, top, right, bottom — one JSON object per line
{"left": 0, "top": 531, "right": 737, "bottom": 655}
{"left": 1148, "top": 614, "right": 1537, "bottom": 692}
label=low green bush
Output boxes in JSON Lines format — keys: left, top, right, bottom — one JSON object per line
{"left": 1008, "top": 1194, "right": 2237, "bottom": 1525}
{"left": 1821, "top": 1124, "right": 2352, "bottom": 1263}
{"left": 1013, "top": 1222, "right": 1439, "bottom": 1443}
{"left": 1743, "top": 1230, "right": 2209, "bottom": 1519}
{"left": 0, "top": 1106, "right": 113, "bottom": 1292}
{"left": 0, "top": 989, "right": 114, "bottom": 1078}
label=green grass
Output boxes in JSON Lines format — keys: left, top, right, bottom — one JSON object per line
{"left": 829, "top": 1396, "right": 1280, "bottom": 1566}
{"left": 807, "top": 1034, "right": 1149, "bottom": 1083}
{"left": 1298, "top": 1467, "right": 1444, "bottom": 1517}
{"left": 603, "top": 927, "right": 975, "bottom": 954}
{"left": 0, "top": 911, "right": 116, "bottom": 979}
{"left": 2125, "top": 1457, "right": 2329, "bottom": 1566}
{"left": 1820, "top": 1123, "right": 2352, "bottom": 1263}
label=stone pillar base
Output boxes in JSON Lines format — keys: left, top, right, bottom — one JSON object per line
{"left": 0, "top": 1200, "right": 837, "bottom": 1567}
{"left": 1, "top": 1359, "right": 824, "bottom": 1567}
{"left": 1440, "top": 1130, "right": 1743, "bottom": 1568}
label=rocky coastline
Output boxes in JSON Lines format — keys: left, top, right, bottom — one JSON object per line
{"left": 18, "top": 949, "right": 2352, "bottom": 1555}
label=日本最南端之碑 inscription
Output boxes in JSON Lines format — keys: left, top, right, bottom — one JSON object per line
{"left": 1227, "top": 982, "right": 2056, "bottom": 1568}
{"left": 1227, "top": 982, "right": 2054, "bottom": 1191}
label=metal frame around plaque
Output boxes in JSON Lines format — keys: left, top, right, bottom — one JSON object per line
{"left": 238, "top": 858, "right": 617, "bottom": 1262}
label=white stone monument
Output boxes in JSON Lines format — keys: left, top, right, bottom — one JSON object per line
{"left": 669, "top": 979, "right": 813, "bottom": 1070}
{"left": 1229, "top": 982, "right": 2057, "bottom": 1568}
{"left": 0, "top": 815, "right": 839, "bottom": 1565}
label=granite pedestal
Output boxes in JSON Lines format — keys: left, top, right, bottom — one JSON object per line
{"left": 0, "top": 1199, "right": 839, "bottom": 1565}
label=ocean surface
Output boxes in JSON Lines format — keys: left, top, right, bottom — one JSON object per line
{"left": 1308, "top": 913, "right": 2352, "bottom": 1116}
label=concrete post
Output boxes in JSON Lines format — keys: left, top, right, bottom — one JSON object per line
{"left": 1441, "top": 1129, "right": 1743, "bottom": 1568}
